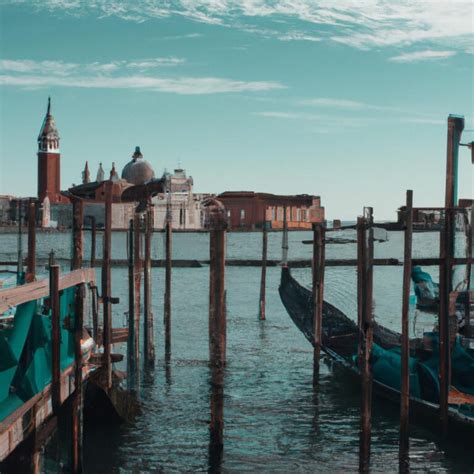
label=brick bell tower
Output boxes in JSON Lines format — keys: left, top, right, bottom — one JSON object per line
{"left": 37, "top": 97, "right": 63, "bottom": 203}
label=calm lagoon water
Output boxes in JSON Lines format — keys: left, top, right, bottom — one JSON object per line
{"left": 1, "top": 230, "right": 472, "bottom": 473}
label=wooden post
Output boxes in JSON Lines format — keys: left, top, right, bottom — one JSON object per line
{"left": 89, "top": 216, "right": 96, "bottom": 268}
{"left": 71, "top": 283, "right": 85, "bottom": 473}
{"left": 26, "top": 200, "right": 36, "bottom": 282}
{"left": 144, "top": 206, "right": 155, "bottom": 365}
{"left": 282, "top": 205, "right": 288, "bottom": 265}
{"left": 127, "top": 219, "right": 137, "bottom": 388}
{"left": 444, "top": 115, "right": 464, "bottom": 208}
{"left": 209, "top": 214, "right": 227, "bottom": 368}
{"left": 312, "top": 223, "right": 325, "bottom": 384}
{"left": 164, "top": 211, "right": 172, "bottom": 358}
{"left": 50, "top": 264, "right": 61, "bottom": 414}
{"left": 357, "top": 209, "right": 374, "bottom": 473}
{"left": 133, "top": 213, "right": 141, "bottom": 368}
{"left": 205, "top": 199, "right": 227, "bottom": 470}
{"left": 17, "top": 201, "right": 23, "bottom": 279}
{"left": 399, "top": 190, "right": 413, "bottom": 472}
{"left": 439, "top": 208, "right": 453, "bottom": 435}
{"left": 258, "top": 218, "right": 268, "bottom": 320}
{"left": 102, "top": 182, "right": 112, "bottom": 389}
{"left": 72, "top": 199, "right": 84, "bottom": 270}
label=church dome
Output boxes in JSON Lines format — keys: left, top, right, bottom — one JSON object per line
{"left": 121, "top": 146, "right": 155, "bottom": 185}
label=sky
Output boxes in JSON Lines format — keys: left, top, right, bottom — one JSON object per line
{"left": 0, "top": 1, "right": 472, "bottom": 220}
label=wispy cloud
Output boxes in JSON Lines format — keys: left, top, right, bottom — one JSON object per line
{"left": 0, "top": 58, "right": 285, "bottom": 95}
{"left": 5, "top": 1, "right": 472, "bottom": 55}
{"left": 299, "top": 98, "right": 367, "bottom": 109}
{"left": 389, "top": 50, "right": 457, "bottom": 63}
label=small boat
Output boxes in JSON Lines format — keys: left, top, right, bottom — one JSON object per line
{"left": 279, "top": 266, "right": 474, "bottom": 439}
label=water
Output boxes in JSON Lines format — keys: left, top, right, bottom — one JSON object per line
{"left": 1, "top": 230, "right": 473, "bottom": 472}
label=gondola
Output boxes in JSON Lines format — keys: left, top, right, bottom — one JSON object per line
{"left": 278, "top": 266, "right": 474, "bottom": 440}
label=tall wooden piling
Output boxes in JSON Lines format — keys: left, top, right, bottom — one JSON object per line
{"left": 127, "top": 219, "right": 137, "bottom": 387}
{"left": 206, "top": 199, "right": 227, "bottom": 468}
{"left": 17, "top": 202, "right": 23, "bottom": 278}
{"left": 143, "top": 206, "right": 155, "bottom": 365}
{"left": 258, "top": 218, "right": 268, "bottom": 320}
{"left": 312, "top": 223, "right": 325, "bottom": 384}
{"left": 89, "top": 216, "right": 96, "bottom": 268}
{"left": 282, "top": 205, "right": 288, "bottom": 265}
{"left": 72, "top": 283, "right": 85, "bottom": 473}
{"left": 72, "top": 199, "right": 84, "bottom": 270}
{"left": 133, "top": 213, "right": 141, "bottom": 368}
{"left": 102, "top": 182, "right": 113, "bottom": 389}
{"left": 164, "top": 209, "right": 172, "bottom": 358}
{"left": 26, "top": 200, "right": 36, "bottom": 282}
{"left": 208, "top": 205, "right": 227, "bottom": 368}
{"left": 50, "top": 264, "right": 61, "bottom": 414}
{"left": 399, "top": 190, "right": 413, "bottom": 472}
{"left": 439, "top": 207, "right": 454, "bottom": 435}
{"left": 357, "top": 209, "right": 374, "bottom": 473}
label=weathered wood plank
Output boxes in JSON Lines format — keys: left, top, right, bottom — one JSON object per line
{"left": 0, "top": 268, "right": 96, "bottom": 314}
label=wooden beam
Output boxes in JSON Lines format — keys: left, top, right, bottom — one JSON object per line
{"left": 0, "top": 268, "right": 96, "bottom": 314}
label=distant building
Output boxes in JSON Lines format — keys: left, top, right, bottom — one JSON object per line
{"left": 217, "top": 192, "right": 324, "bottom": 230}
{"left": 152, "top": 168, "right": 211, "bottom": 230}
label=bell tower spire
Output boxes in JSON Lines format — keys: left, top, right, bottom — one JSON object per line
{"left": 37, "top": 97, "right": 62, "bottom": 203}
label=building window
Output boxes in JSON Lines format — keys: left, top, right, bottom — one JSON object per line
{"left": 227, "top": 210, "right": 231, "bottom": 218}
{"left": 240, "top": 209, "right": 245, "bottom": 221}
{"left": 301, "top": 209, "right": 307, "bottom": 221}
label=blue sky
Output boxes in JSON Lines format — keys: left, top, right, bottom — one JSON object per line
{"left": 0, "top": 1, "right": 472, "bottom": 219}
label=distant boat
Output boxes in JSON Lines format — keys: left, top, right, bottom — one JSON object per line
{"left": 279, "top": 266, "right": 474, "bottom": 439}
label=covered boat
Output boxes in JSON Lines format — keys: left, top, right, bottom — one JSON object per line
{"left": 279, "top": 266, "right": 474, "bottom": 439}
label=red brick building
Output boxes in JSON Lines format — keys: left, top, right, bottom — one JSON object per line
{"left": 217, "top": 191, "right": 324, "bottom": 230}
{"left": 37, "top": 98, "right": 68, "bottom": 204}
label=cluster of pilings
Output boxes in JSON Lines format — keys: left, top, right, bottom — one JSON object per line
{"left": 307, "top": 115, "right": 473, "bottom": 472}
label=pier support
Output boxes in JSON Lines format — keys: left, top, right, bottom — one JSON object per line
{"left": 133, "top": 213, "right": 142, "bottom": 370}
{"left": 259, "top": 219, "right": 268, "bottom": 320}
{"left": 50, "top": 264, "right": 61, "bottom": 414}
{"left": 71, "top": 283, "right": 85, "bottom": 473}
{"left": 205, "top": 199, "right": 227, "bottom": 471}
{"left": 26, "top": 200, "right": 36, "bottom": 282}
{"left": 312, "top": 223, "right": 325, "bottom": 384}
{"left": 164, "top": 211, "right": 172, "bottom": 359}
{"left": 399, "top": 190, "right": 413, "bottom": 472}
{"left": 127, "top": 219, "right": 137, "bottom": 389}
{"left": 439, "top": 207, "right": 454, "bottom": 436}
{"left": 102, "top": 182, "right": 113, "bottom": 389}
{"left": 357, "top": 209, "right": 374, "bottom": 473}
{"left": 144, "top": 206, "right": 155, "bottom": 365}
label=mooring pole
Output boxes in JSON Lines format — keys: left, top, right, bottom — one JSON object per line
{"left": 357, "top": 209, "right": 374, "bottom": 473}
{"left": 133, "top": 213, "right": 141, "bottom": 368}
{"left": 282, "top": 205, "right": 288, "bottom": 265}
{"left": 26, "top": 200, "right": 36, "bottom": 282}
{"left": 164, "top": 207, "right": 172, "bottom": 358}
{"left": 102, "top": 182, "right": 113, "bottom": 389}
{"left": 72, "top": 283, "right": 85, "bottom": 473}
{"left": 439, "top": 208, "right": 454, "bottom": 436}
{"left": 17, "top": 201, "right": 23, "bottom": 280}
{"left": 72, "top": 199, "right": 84, "bottom": 271}
{"left": 127, "top": 219, "right": 137, "bottom": 388}
{"left": 444, "top": 115, "right": 464, "bottom": 209}
{"left": 143, "top": 205, "right": 155, "bottom": 365}
{"left": 50, "top": 264, "right": 61, "bottom": 414}
{"left": 258, "top": 216, "right": 268, "bottom": 320}
{"left": 206, "top": 199, "right": 227, "bottom": 469}
{"left": 312, "top": 223, "right": 325, "bottom": 384}
{"left": 399, "top": 190, "right": 413, "bottom": 472}
{"left": 89, "top": 216, "right": 96, "bottom": 268}
{"left": 208, "top": 202, "right": 227, "bottom": 368}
